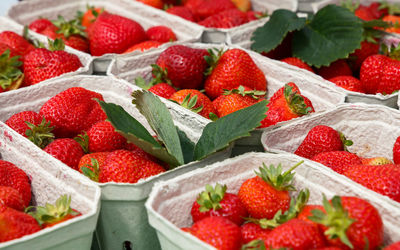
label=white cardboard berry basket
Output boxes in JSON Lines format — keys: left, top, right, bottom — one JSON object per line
{"left": 0, "top": 123, "right": 101, "bottom": 249}
{"left": 6, "top": 0, "right": 204, "bottom": 73}
{"left": 0, "top": 74, "right": 233, "bottom": 250}
{"left": 145, "top": 152, "right": 400, "bottom": 250}
{"left": 0, "top": 16, "right": 93, "bottom": 84}
{"left": 107, "top": 42, "right": 346, "bottom": 155}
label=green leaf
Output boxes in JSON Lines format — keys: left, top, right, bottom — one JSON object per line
{"left": 251, "top": 9, "right": 306, "bottom": 53}
{"left": 132, "top": 90, "right": 185, "bottom": 166}
{"left": 193, "top": 100, "right": 268, "bottom": 161}
{"left": 292, "top": 5, "right": 363, "bottom": 67}
{"left": 176, "top": 127, "right": 195, "bottom": 164}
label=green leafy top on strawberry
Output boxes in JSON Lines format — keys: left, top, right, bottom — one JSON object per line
{"left": 255, "top": 161, "right": 303, "bottom": 191}
{"left": 284, "top": 84, "right": 312, "bottom": 115}
{"left": 175, "top": 94, "right": 204, "bottom": 114}
{"left": 204, "top": 48, "right": 225, "bottom": 76}
{"left": 223, "top": 85, "right": 266, "bottom": 99}
{"left": 241, "top": 240, "right": 268, "bottom": 250}
{"left": 47, "top": 38, "right": 66, "bottom": 51}
{"left": 74, "top": 132, "right": 90, "bottom": 154}
{"left": 52, "top": 15, "right": 87, "bottom": 38}
{"left": 25, "top": 118, "right": 54, "bottom": 149}
{"left": 81, "top": 158, "right": 100, "bottom": 182}
{"left": 0, "top": 49, "right": 22, "bottom": 90}
{"left": 196, "top": 183, "right": 226, "bottom": 212}
{"left": 339, "top": 131, "right": 353, "bottom": 151}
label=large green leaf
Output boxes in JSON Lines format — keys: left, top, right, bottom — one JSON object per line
{"left": 193, "top": 100, "right": 268, "bottom": 161}
{"left": 176, "top": 127, "right": 195, "bottom": 164}
{"left": 292, "top": 5, "right": 363, "bottom": 67}
{"left": 251, "top": 9, "right": 306, "bottom": 53}
{"left": 132, "top": 90, "right": 185, "bottom": 166}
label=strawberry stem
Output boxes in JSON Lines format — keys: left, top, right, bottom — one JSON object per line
{"left": 196, "top": 183, "right": 226, "bottom": 212}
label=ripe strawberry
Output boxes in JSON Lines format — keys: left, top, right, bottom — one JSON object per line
{"left": 0, "top": 186, "right": 25, "bottom": 211}
{"left": 377, "top": 58, "right": 400, "bottom": 94}
{"left": 191, "top": 183, "right": 248, "bottom": 225}
{"left": 280, "top": 57, "right": 314, "bottom": 73}
{"left": 297, "top": 204, "right": 324, "bottom": 228}
{"left": 359, "top": 54, "right": 390, "bottom": 94}
{"left": 29, "top": 18, "right": 53, "bottom": 33}
{"left": 343, "top": 164, "right": 400, "bottom": 202}
{"left": 123, "top": 40, "right": 161, "bottom": 53}
{"left": 80, "top": 6, "right": 104, "bottom": 29}
{"left": 86, "top": 120, "right": 127, "bottom": 152}
{"left": 393, "top": 136, "right": 400, "bottom": 164}
{"left": 268, "top": 82, "right": 300, "bottom": 104}
{"left": 204, "top": 48, "right": 267, "bottom": 99}
{"left": 125, "top": 142, "right": 166, "bottom": 167}
{"left": 136, "top": 0, "right": 163, "bottom": 9}
{"left": 317, "top": 59, "right": 352, "bottom": 80}
{"left": 238, "top": 162, "right": 300, "bottom": 219}
{"left": 310, "top": 196, "right": 383, "bottom": 250}
{"left": 148, "top": 83, "right": 176, "bottom": 98}
{"left": 385, "top": 242, "right": 400, "bottom": 250}
{"left": 39, "top": 87, "right": 106, "bottom": 138}
{"left": 328, "top": 76, "right": 364, "bottom": 93}
{"left": 0, "top": 205, "right": 41, "bottom": 243}
{"left": 349, "top": 40, "right": 380, "bottom": 71}
{"left": 0, "top": 48, "right": 23, "bottom": 93}
{"left": 383, "top": 15, "right": 400, "bottom": 34}
{"left": 44, "top": 138, "right": 85, "bottom": 170}
{"left": 0, "top": 31, "right": 35, "bottom": 57}
{"left": 78, "top": 152, "right": 109, "bottom": 182}
{"left": 198, "top": 9, "right": 249, "bottom": 29}
{"left": 0, "top": 160, "right": 31, "bottom": 207}
{"left": 146, "top": 26, "right": 177, "bottom": 43}
{"left": 188, "top": 0, "right": 236, "bottom": 20}
{"left": 361, "top": 157, "right": 393, "bottom": 165}
{"left": 263, "top": 219, "right": 326, "bottom": 249}
{"left": 88, "top": 12, "right": 147, "bottom": 56}
{"left": 26, "top": 195, "right": 80, "bottom": 228}
{"left": 99, "top": 150, "right": 165, "bottom": 183}
{"left": 294, "top": 125, "right": 352, "bottom": 159}
{"left": 241, "top": 222, "right": 271, "bottom": 244}
{"left": 354, "top": 4, "right": 375, "bottom": 21}
{"left": 155, "top": 45, "right": 209, "bottom": 89}
{"left": 23, "top": 40, "right": 83, "bottom": 86}
{"left": 311, "top": 151, "right": 362, "bottom": 174}
{"left": 166, "top": 6, "right": 197, "bottom": 22}
{"left": 169, "top": 89, "right": 215, "bottom": 119}
{"left": 186, "top": 216, "right": 242, "bottom": 250}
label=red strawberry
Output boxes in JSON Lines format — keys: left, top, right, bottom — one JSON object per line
{"left": 170, "top": 89, "right": 215, "bottom": 119}
{"left": 123, "top": 40, "right": 161, "bottom": 53}
{"left": 166, "top": 6, "right": 197, "bottom": 22}
{"left": 198, "top": 9, "right": 248, "bottom": 29}
{"left": 40, "top": 23, "right": 89, "bottom": 53}
{"left": 0, "top": 31, "right": 35, "bottom": 57}
{"left": 263, "top": 219, "right": 326, "bottom": 250}
{"left": 29, "top": 18, "right": 54, "bottom": 33}
{"left": 354, "top": 4, "right": 375, "bottom": 21}
{"left": 268, "top": 82, "right": 300, "bottom": 104}
{"left": 191, "top": 183, "right": 248, "bottom": 225}
{"left": 311, "top": 151, "right": 362, "bottom": 174}
{"left": 343, "top": 164, "right": 400, "bottom": 202}
{"left": 281, "top": 57, "right": 314, "bottom": 73}
{"left": 0, "top": 160, "right": 31, "bottom": 207}
{"left": 329, "top": 76, "right": 364, "bottom": 93}
{"left": 361, "top": 157, "right": 393, "bottom": 165}
{"left": 148, "top": 83, "right": 176, "bottom": 98}
{"left": 99, "top": 150, "right": 165, "bottom": 183}
{"left": 241, "top": 222, "right": 271, "bottom": 244}
{"left": 39, "top": 87, "right": 106, "bottom": 138}
{"left": 317, "top": 59, "right": 352, "bottom": 80}
{"left": 88, "top": 12, "right": 147, "bottom": 56}
{"left": 0, "top": 205, "right": 41, "bottom": 243}
{"left": 310, "top": 196, "right": 383, "bottom": 250}
{"left": 393, "top": 136, "right": 400, "bottom": 164}
{"left": 204, "top": 48, "right": 267, "bottom": 99}
{"left": 297, "top": 204, "right": 324, "bottom": 228}
{"left": 367, "top": 2, "right": 387, "bottom": 19}
{"left": 78, "top": 152, "right": 109, "bottom": 182}
{"left": 385, "top": 242, "right": 400, "bottom": 250}
{"left": 44, "top": 138, "right": 85, "bottom": 170}
{"left": 349, "top": 41, "right": 380, "bottom": 71}
{"left": 86, "top": 120, "right": 127, "bottom": 152}
{"left": 0, "top": 47, "right": 23, "bottom": 93}
{"left": 146, "top": 26, "right": 177, "bottom": 43}
{"left": 155, "top": 45, "right": 209, "bottom": 89}
{"left": 294, "top": 125, "right": 352, "bottom": 159}
{"left": 188, "top": 0, "right": 236, "bottom": 20}
{"left": 377, "top": 58, "right": 400, "bottom": 95}
{"left": 187, "top": 216, "right": 242, "bottom": 250}
{"left": 359, "top": 54, "right": 390, "bottom": 94}
{"left": 0, "top": 186, "right": 25, "bottom": 211}
{"left": 125, "top": 142, "right": 166, "bottom": 167}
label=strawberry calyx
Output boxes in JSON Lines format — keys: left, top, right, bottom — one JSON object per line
{"left": 150, "top": 64, "right": 173, "bottom": 86}
{"left": 204, "top": 48, "right": 225, "bottom": 76}
{"left": 241, "top": 240, "right": 267, "bottom": 250}
{"left": 178, "top": 94, "right": 203, "bottom": 113}
{"left": 0, "top": 49, "right": 23, "bottom": 90}
{"left": 81, "top": 158, "right": 100, "bottom": 182}
{"left": 47, "top": 38, "right": 66, "bottom": 51}
{"left": 339, "top": 131, "right": 353, "bottom": 151}
{"left": 74, "top": 132, "right": 89, "bottom": 154}
{"left": 284, "top": 84, "right": 312, "bottom": 116}
{"left": 25, "top": 117, "right": 55, "bottom": 149}
{"left": 196, "top": 183, "right": 226, "bottom": 212}
{"left": 23, "top": 26, "right": 45, "bottom": 48}
{"left": 52, "top": 15, "right": 87, "bottom": 38}
{"left": 308, "top": 195, "right": 355, "bottom": 249}
{"left": 223, "top": 85, "right": 266, "bottom": 99}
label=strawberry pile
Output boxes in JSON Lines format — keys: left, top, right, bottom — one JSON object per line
{"left": 181, "top": 162, "right": 394, "bottom": 249}
{"left": 0, "top": 159, "right": 80, "bottom": 243}
{"left": 136, "top": 0, "right": 265, "bottom": 28}
{"left": 0, "top": 31, "right": 82, "bottom": 93}
{"left": 28, "top": 6, "right": 178, "bottom": 56}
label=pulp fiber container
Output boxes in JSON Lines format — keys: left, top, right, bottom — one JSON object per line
{"left": 0, "top": 75, "right": 232, "bottom": 250}
{"left": 107, "top": 42, "right": 346, "bottom": 155}
{"left": 146, "top": 152, "right": 400, "bottom": 250}
{"left": 6, "top": 0, "right": 204, "bottom": 73}
{"left": 0, "top": 123, "right": 101, "bottom": 250}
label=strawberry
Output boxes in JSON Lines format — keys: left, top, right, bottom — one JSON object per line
{"left": 155, "top": 45, "right": 209, "bottom": 89}
{"left": 328, "top": 76, "right": 364, "bottom": 93}
{"left": 146, "top": 26, "right": 177, "bottom": 43}
{"left": 23, "top": 40, "right": 83, "bottom": 86}
{"left": 311, "top": 151, "right": 362, "bottom": 174}
{"left": 188, "top": 0, "right": 236, "bottom": 20}
{"left": 80, "top": 6, "right": 104, "bottom": 30}
{"left": 166, "top": 6, "right": 197, "bottom": 22}
{"left": 0, "top": 160, "right": 31, "bottom": 207}
{"left": 280, "top": 57, "right": 314, "bottom": 73}
{"left": 44, "top": 138, "right": 85, "bottom": 170}
{"left": 238, "top": 162, "right": 301, "bottom": 219}
{"left": 198, "top": 9, "right": 249, "bottom": 29}
{"left": 88, "top": 12, "right": 147, "bottom": 56}
{"left": 148, "top": 83, "right": 176, "bottom": 98}
{"left": 354, "top": 4, "right": 375, "bottom": 21}
{"left": 348, "top": 41, "right": 380, "bottom": 71}
{"left": 317, "top": 59, "right": 352, "bottom": 80}
{"left": 385, "top": 242, "right": 400, "bottom": 250}
{"left": 263, "top": 219, "right": 326, "bottom": 249}
{"left": 29, "top": 18, "right": 54, "bottom": 33}
{"left": 361, "top": 157, "right": 393, "bottom": 165}
{"left": 377, "top": 58, "right": 400, "bottom": 94}
{"left": 86, "top": 120, "right": 127, "bottom": 152}
{"left": 123, "top": 40, "right": 161, "bottom": 53}
{"left": 169, "top": 89, "right": 215, "bottom": 119}
{"left": 0, "top": 48, "right": 23, "bottom": 93}
{"left": 241, "top": 222, "right": 271, "bottom": 244}
{"left": 186, "top": 216, "right": 242, "bottom": 250}
{"left": 268, "top": 82, "right": 300, "bottom": 104}
{"left": 0, "top": 205, "right": 41, "bottom": 243}
{"left": 78, "top": 152, "right": 109, "bottom": 182}
{"left": 190, "top": 183, "right": 248, "bottom": 225}
{"left": 343, "top": 164, "right": 400, "bottom": 202}
{"left": 99, "top": 150, "right": 165, "bottom": 183}
{"left": 26, "top": 195, "right": 80, "bottom": 228}
{"left": 0, "top": 186, "right": 25, "bottom": 211}
{"left": 294, "top": 125, "right": 352, "bottom": 159}
{"left": 136, "top": 0, "right": 163, "bottom": 9}
{"left": 5, "top": 111, "right": 54, "bottom": 149}
{"left": 204, "top": 48, "right": 267, "bottom": 99}
{"left": 359, "top": 54, "right": 390, "bottom": 94}
{"left": 39, "top": 87, "right": 106, "bottom": 138}
{"left": 310, "top": 196, "right": 383, "bottom": 250}
{"left": 125, "top": 142, "right": 166, "bottom": 167}
{"left": 383, "top": 15, "right": 400, "bottom": 34}
{"left": 393, "top": 135, "right": 400, "bottom": 164}
{"left": 0, "top": 31, "right": 35, "bottom": 57}
{"left": 297, "top": 204, "right": 324, "bottom": 228}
